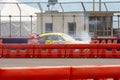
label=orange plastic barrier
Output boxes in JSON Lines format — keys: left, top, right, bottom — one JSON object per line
{"left": 34, "top": 44, "right": 66, "bottom": 58}
{"left": 0, "top": 39, "right": 2, "bottom": 44}
{"left": 0, "top": 67, "right": 70, "bottom": 80}
{"left": 1, "top": 44, "right": 120, "bottom": 58}
{"left": 71, "top": 65, "right": 120, "bottom": 79}
{"left": 2, "top": 44, "right": 33, "bottom": 58}
{"left": 91, "top": 40, "right": 100, "bottom": 44}
{"left": 0, "top": 65, "right": 120, "bottom": 80}
{"left": 65, "top": 44, "right": 98, "bottom": 58}
{"left": 98, "top": 44, "right": 120, "bottom": 58}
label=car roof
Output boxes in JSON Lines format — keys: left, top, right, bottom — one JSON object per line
{"left": 40, "top": 33, "right": 64, "bottom": 37}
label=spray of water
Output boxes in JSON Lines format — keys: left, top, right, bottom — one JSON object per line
{"left": 79, "top": 31, "right": 91, "bottom": 44}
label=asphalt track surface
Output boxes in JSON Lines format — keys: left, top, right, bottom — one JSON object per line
{"left": 0, "top": 58, "right": 120, "bottom": 67}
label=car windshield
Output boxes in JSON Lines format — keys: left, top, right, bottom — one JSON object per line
{"left": 62, "top": 33, "right": 75, "bottom": 41}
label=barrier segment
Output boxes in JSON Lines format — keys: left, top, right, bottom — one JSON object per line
{"left": 0, "top": 67, "right": 70, "bottom": 80}
{"left": 98, "top": 44, "right": 120, "bottom": 58}
{"left": 34, "top": 44, "right": 66, "bottom": 58}
{"left": 65, "top": 44, "right": 98, "bottom": 58}
{"left": 1, "top": 44, "right": 120, "bottom": 58}
{"left": 70, "top": 65, "right": 120, "bottom": 80}
{"left": 0, "top": 66, "right": 120, "bottom": 80}
{"left": 0, "top": 39, "right": 2, "bottom": 44}
{"left": 0, "top": 39, "right": 3, "bottom": 58}
{"left": 2, "top": 44, "right": 34, "bottom": 58}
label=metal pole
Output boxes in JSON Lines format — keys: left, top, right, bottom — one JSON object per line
{"left": 30, "top": 15, "right": 33, "bottom": 33}
{"left": 81, "top": 2, "right": 86, "bottom": 31}
{"left": 37, "top": 3, "right": 43, "bottom": 34}
{"left": 62, "top": 15, "right": 64, "bottom": 33}
{"left": 81, "top": 2, "right": 86, "bottom": 12}
{"left": 94, "top": 16, "right": 97, "bottom": 38}
{"left": 37, "top": 3, "right": 43, "bottom": 12}
{"left": 40, "top": 14, "right": 43, "bottom": 34}
{"left": 104, "top": 2, "right": 108, "bottom": 12}
{"left": 9, "top": 15, "right": 11, "bottom": 37}
{"left": 118, "top": 15, "right": 120, "bottom": 38}
{"left": 93, "top": 0, "right": 95, "bottom": 11}
{"left": 99, "top": 0, "right": 101, "bottom": 11}
{"left": 73, "top": 15, "right": 76, "bottom": 37}
{"left": 16, "top": 3, "right": 22, "bottom": 37}
{"left": 51, "top": 15, "right": 53, "bottom": 32}
{"left": 60, "top": 3, "right": 64, "bottom": 33}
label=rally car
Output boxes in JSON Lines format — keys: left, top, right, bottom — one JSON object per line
{"left": 38, "top": 33, "right": 89, "bottom": 44}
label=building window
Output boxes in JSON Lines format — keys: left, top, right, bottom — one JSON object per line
{"left": 89, "top": 17, "right": 95, "bottom": 32}
{"left": 45, "top": 23, "right": 53, "bottom": 33}
{"left": 68, "top": 22, "right": 76, "bottom": 37}
{"left": 89, "top": 16, "right": 112, "bottom": 37}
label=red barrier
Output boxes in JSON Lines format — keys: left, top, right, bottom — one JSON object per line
{"left": 0, "top": 65, "right": 120, "bottom": 80}
{"left": 65, "top": 44, "right": 98, "bottom": 58}
{"left": 98, "top": 44, "right": 120, "bottom": 58}
{"left": 1, "top": 44, "right": 120, "bottom": 58}
{"left": 0, "top": 39, "right": 2, "bottom": 44}
{"left": 2, "top": 44, "right": 33, "bottom": 58}
{"left": 91, "top": 40, "right": 100, "bottom": 44}
{"left": 71, "top": 65, "right": 120, "bottom": 80}
{"left": 34, "top": 44, "right": 66, "bottom": 58}
{"left": 0, "top": 67, "right": 70, "bottom": 80}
